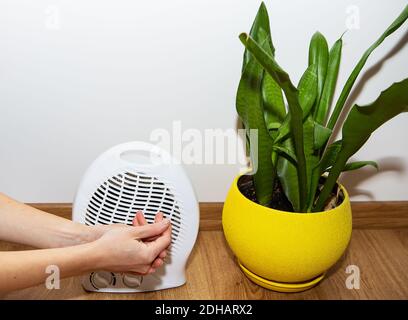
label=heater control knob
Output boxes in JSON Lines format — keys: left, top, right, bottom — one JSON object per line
{"left": 123, "top": 274, "right": 143, "bottom": 288}
{"left": 91, "top": 271, "right": 113, "bottom": 289}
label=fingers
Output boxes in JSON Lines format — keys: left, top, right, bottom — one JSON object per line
{"left": 133, "top": 211, "right": 164, "bottom": 226}
{"left": 162, "top": 219, "right": 172, "bottom": 239}
{"left": 147, "top": 212, "right": 164, "bottom": 241}
{"left": 134, "top": 212, "right": 157, "bottom": 243}
{"left": 132, "top": 219, "right": 170, "bottom": 239}
{"left": 155, "top": 212, "right": 164, "bottom": 223}
{"left": 154, "top": 212, "right": 167, "bottom": 258}
{"left": 132, "top": 211, "right": 145, "bottom": 226}
{"left": 146, "top": 267, "right": 156, "bottom": 275}
{"left": 132, "top": 211, "right": 141, "bottom": 226}
{"left": 133, "top": 211, "right": 167, "bottom": 242}
{"left": 154, "top": 212, "right": 172, "bottom": 238}
{"left": 146, "top": 226, "right": 172, "bottom": 258}
{"left": 132, "top": 211, "right": 170, "bottom": 262}
{"left": 153, "top": 214, "right": 171, "bottom": 257}
{"left": 138, "top": 211, "right": 148, "bottom": 225}
{"left": 133, "top": 211, "right": 161, "bottom": 227}
{"left": 152, "top": 257, "right": 164, "bottom": 269}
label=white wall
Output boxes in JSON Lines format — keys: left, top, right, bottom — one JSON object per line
{"left": 0, "top": 0, "right": 407, "bottom": 203}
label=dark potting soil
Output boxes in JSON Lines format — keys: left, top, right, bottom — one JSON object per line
{"left": 238, "top": 175, "right": 294, "bottom": 212}
{"left": 237, "top": 175, "right": 344, "bottom": 212}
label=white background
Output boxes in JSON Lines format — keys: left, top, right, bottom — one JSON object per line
{"left": 0, "top": 0, "right": 407, "bottom": 203}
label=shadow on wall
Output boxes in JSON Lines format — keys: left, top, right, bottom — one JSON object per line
{"left": 332, "top": 29, "right": 408, "bottom": 137}
{"left": 340, "top": 157, "right": 406, "bottom": 200}
{"left": 335, "top": 29, "right": 408, "bottom": 200}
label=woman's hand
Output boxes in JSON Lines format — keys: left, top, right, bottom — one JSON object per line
{"left": 86, "top": 211, "right": 169, "bottom": 266}
{"left": 90, "top": 218, "right": 171, "bottom": 275}
{"left": 0, "top": 194, "right": 173, "bottom": 292}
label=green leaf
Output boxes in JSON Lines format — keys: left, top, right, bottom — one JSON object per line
{"left": 320, "top": 156, "right": 378, "bottom": 174}
{"left": 243, "top": 2, "right": 274, "bottom": 69}
{"left": 237, "top": 2, "right": 278, "bottom": 206}
{"left": 236, "top": 58, "right": 275, "bottom": 207}
{"left": 298, "top": 64, "right": 318, "bottom": 118}
{"left": 313, "top": 122, "right": 332, "bottom": 150}
{"left": 243, "top": 5, "right": 286, "bottom": 143}
{"left": 273, "top": 64, "right": 318, "bottom": 144}
{"left": 315, "top": 79, "right": 408, "bottom": 211}
{"left": 278, "top": 117, "right": 318, "bottom": 212}
{"left": 327, "top": 5, "right": 408, "bottom": 130}
{"left": 314, "top": 38, "right": 342, "bottom": 125}
{"left": 343, "top": 161, "right": 379, "bottom": 172}
{"left": 266, "top": 121, "right": 282, "bottom": 130}
{"left": 273, "top": 114, "right": 290, "bottom": 143}
{"left": 272, "top": 145, "right": 297, "bottom": 164}
{"left": 303, "top": 118, "right": 320, "bottom": 203}
{"left": 318, "top": 140, "right": 342, "bottom": 172}
{"left": 263, "top": 73, "right": 286, "bottom": 134}
{"left": 307, "top": 140, "right": 342, "bottom": 211}
{"left": 277, "top": 138, "right": 300, "bottom": 211}
{"left": 274, "top": 65, "right": 319, "bottom": 208}
{"left": 309, "top": 32, "right": 329, "bottom": 111}
{"left": 239, "top": 32, "right": 308, "bottom": 211}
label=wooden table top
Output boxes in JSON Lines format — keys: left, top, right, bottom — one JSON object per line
{"left": 1, "top": 228, "right": 408, "bottom": 300}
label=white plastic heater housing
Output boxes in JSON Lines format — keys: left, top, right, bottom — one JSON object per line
{"left": 72, "top": 141, "right": 199, "bottom": 292}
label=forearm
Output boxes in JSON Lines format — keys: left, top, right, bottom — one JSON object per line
{"left": 0, "top": 242, "right": 101, "bottom": 293}
{"left": 0, "top": 193, "right": 92, "bottom": 248}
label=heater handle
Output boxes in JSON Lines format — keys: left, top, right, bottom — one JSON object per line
{"left": 113, "top": 141, "right": 173, "bottom": 166}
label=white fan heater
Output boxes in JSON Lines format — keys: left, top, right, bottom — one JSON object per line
{"left": 72, "top": 141, "right": 199, "bottom": 292}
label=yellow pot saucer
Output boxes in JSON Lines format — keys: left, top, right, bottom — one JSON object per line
{"left": 239, "top": 261, "right": 325, "bottom": 293}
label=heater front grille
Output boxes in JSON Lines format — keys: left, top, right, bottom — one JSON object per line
{"left": 84, "top": 171, "right": 182, "bottom": 244}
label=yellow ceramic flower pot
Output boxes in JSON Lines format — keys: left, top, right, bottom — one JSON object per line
{"left": 222, "top": 175, "right": 352, "bottom": 293}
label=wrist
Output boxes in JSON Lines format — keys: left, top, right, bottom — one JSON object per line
{"left": 82, "top": 239, "right": 106, "bottom": 271}
{"left": 74, "top": 223, "right": 97, "bottom": 244}
{"left": 55, "top": 222, "right": 94, "bottom": 248}
{"left": 65, "top": 241, "right": 106, "bottom": 274}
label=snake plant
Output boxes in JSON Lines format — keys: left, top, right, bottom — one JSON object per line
{"left": 237, "top": 2, "right": 408, "bottom": 212}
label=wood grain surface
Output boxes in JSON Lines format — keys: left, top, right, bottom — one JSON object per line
{"left": 1, "top": 228, "right": 408, "bottom": 300}
{"left": 1, "top": 201, "right": 407, "bottom": 299}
